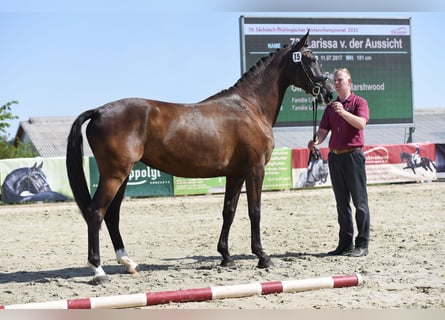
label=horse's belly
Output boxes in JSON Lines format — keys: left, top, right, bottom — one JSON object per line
{"left": 141, "top": 145, "right": 234, "bottom": 178}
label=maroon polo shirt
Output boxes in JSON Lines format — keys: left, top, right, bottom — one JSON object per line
{"left": 318, "top": 92, "right": 369, "bottom": 150}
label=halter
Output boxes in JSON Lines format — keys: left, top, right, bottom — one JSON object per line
{"left": 293, "top": 49, "right": 325, "bottom": 165}
{"left": 292, "top": 49, "right": 327, "bottom": 98}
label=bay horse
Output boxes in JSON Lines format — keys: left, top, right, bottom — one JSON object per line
{"left": 66, "top": 31, "right": 333, "bottom": 284}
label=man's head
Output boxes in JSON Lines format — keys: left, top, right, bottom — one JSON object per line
{"left": 333, "top": 68, "right": 352, "bottom": 95}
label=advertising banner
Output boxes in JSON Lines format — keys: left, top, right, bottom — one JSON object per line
{"left": 174, "top": 148, "right": 293, "bottom": 195}
{"left": 0, "top": 157, "right": 72, "bottom": 204}
{"left": 263, "top": 147, "right": 292, "bottom": 190}
{"left": 0, "top": 142, "right": 438, "bottom": 204}
{"left": 174, "top": 176, "right": 226, "bottom": 196}
{"left": 89, "top": 159, "right": 174, "bottom": 197}
{"left": 292, "top": 143, "right": 437, "bottom": 188}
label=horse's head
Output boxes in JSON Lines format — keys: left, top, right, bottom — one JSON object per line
{"left": 400, "top": 152, "right": 410, "bottom": 162}
{"left": 289, "top": 31, "right": 333, "bottom": 104}
{"left": 17, "top": 162, "right": 51, "bottom": 194}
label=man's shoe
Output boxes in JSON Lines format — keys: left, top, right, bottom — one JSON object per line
{"left": 346, "top": 247, "right": 368, "bottom": 257}
{"left": 327, "top": 244, "right": 353, "bottom": 256}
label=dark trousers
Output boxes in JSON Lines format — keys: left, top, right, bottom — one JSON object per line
{"left": 328, "top": 150, "right": 370, "bottom": 248}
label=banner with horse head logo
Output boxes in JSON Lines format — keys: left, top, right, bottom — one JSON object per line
{"left": 0, "top": 157, "right": 71, "bottom": 204}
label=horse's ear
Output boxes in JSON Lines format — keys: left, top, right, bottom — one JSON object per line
{"left": 294, "top": 30, "right": 310, "bottom": 51}
{"left": 31, "top": 162, "right": 37, "bottom": 169}
{"left": 38, "top": 161, "right": 43, "bottom": 169}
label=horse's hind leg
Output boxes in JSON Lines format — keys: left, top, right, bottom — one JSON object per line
{"left": 217, "top": 177, "right": 244, "bottom": 267}
{"left": 87, "top": 176, "right": 129, "bottom": 284}
{"left": 86, "top": 204, "right": 109, "bottom": 284}
{"left": 105, "top": 178, "right": 138, "bottom": 274}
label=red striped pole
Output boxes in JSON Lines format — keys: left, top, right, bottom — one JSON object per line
{"left": 0, "top": 274, "right": 362, "bottom": 309}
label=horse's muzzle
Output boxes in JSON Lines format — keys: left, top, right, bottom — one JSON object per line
{"left": 313, "top": 76, "right": 333, "bottom": 105}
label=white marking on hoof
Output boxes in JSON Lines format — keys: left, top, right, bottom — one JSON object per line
{"left": 87, "top": 262, "right": 109, "bottom": 284}
{"left": 116, "top": 248, "right": 139, "bottom": 274}
{"left": 88, "top": 262, "right": 106, "bottom": 277}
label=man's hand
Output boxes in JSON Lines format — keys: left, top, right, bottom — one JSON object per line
{"left": 307, "top": 136, "right": 319, "bottom": 150}
{"left": 332, "top": 101, "right": 345, "bottom": 115}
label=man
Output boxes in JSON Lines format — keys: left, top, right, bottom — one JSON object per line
{"left": 308, "top": 68, "right": 370, "bottom": 257}
{"left": 411, "top": 144, "right": 421, "bottom": 166}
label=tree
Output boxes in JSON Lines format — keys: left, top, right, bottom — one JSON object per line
{"left": 0, "top": 101, "right": 38, "bottom": 159}
{"left": 0, "top": 100, "right": 19, "bottom": 136}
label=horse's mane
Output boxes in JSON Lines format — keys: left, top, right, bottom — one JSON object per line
{"left": 204, "top": 44, "right": 291, "bottom": 100}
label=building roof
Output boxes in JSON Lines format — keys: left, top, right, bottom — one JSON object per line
{"left": 15, "top": 108, "right": 445, "bottom": 158}
{"left": 15, "top": 116, "right": 93, "bottom": 158}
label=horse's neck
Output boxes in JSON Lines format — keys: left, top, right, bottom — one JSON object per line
{"left": 234, "top": 55, "right": 290, "bottom": 126}
{"left": 15, "top": 175, "right": 31, "bottom": 193}
{"left": 311, "top": 160, "right": 321, "bottom": 170}
{"left": 4, "top": 170, "right": 25, "bottom": 188}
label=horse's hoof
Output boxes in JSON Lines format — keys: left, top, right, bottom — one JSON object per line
{"left": 126, "top": 264, "right": 139, "bottom": 275}
{"left": 89, "top": 274, "right": 110, "bottom": 285}
{"left": 116, "top": 251, "right": 139, "bottom": 275}
{"left": 220, "top": 259, "right": 236, "bottom": 268}
{"left": 258, "top": 258, "right": 274, "bottom": 269}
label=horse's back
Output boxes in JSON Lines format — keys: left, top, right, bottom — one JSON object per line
{"left": 85, "top": 97, "right": 275, "bottom": 178}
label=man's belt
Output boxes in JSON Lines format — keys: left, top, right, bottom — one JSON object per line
{"left": 329, "top": 147, "right": 362, "bottom": 155}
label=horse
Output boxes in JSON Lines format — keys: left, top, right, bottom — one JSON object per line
{"left": 400, "top": 152, "right": 437, "bottom": 174}
{"left": 295, "top": 148, "right": 329, "bottom": 188}
{"left": 66, "top": 31, "right": 333, "bottom": 284}
{"left": 1, "top": 162, "right": 68, "bottom": 204}
{"left": 296, "top": 159, "right": 329, "bottom": 188}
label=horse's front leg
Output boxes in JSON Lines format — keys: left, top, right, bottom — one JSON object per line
{"left": 246, "top": 168, "right": 274, "bottom": 269}
{"left": 217, "top": 177, "right": 244, "bottom": 267}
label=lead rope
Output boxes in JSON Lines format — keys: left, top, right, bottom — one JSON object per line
{"left": 308, "top": 96, "right": 320, "bottom": 166}
{"left": 312, "top": 97, "right": 318, "bottom": 142}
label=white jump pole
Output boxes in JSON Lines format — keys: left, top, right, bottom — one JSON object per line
{"left": 1, "top": 274, "right": 363, "bottom": 309}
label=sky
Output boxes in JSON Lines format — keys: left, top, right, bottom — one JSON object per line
{"left": 1, "top": 1, "right": 445, "bottom": 138}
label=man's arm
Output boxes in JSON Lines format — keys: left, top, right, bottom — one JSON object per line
{"left": 308, "top": 128, "right": 329, "bottom": 150}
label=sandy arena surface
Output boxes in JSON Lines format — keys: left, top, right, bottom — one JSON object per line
{"left": 0, "top": 181, "right": 444, "bottom": 309}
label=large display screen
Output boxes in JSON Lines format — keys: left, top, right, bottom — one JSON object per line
{"left": 240, "top": 17, "right": 413, "bottom": 126}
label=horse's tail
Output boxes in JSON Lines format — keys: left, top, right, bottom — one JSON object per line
{"left": 66, "top": 109, "right": 97, "bottom": 221}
